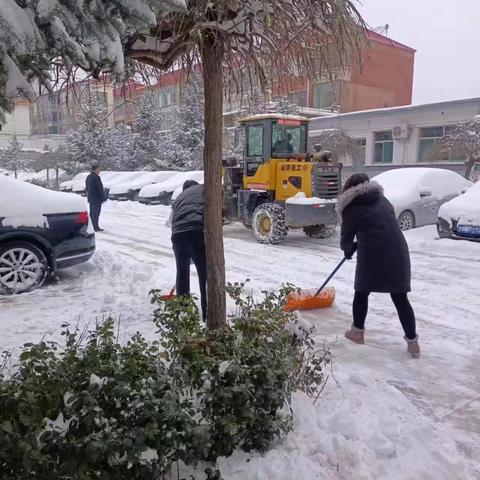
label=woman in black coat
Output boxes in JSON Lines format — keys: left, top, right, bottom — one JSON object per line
{"left": 337, "top": 173, "right": 420, "bottom": 358}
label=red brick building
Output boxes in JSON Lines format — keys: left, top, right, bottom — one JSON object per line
{"left": 278, "top": 30, "right": 415, "bottom": 113}
{"left": 30, "top": 30, "right": 415, "bottom": 133}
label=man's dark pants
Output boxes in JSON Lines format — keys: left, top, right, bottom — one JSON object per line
{"left": 89, "top": 203, "right": 102, "bottom": 231}
{"left": 172, "top": 230, "right": 207, "bottom": 320}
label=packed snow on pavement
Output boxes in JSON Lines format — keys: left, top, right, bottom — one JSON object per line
{"left": 1, "top": 200, "right": 479, "bottom": 480}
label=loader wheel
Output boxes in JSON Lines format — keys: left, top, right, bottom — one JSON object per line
{"left": 303, "top": 224, "right": 336, "bottom": 239}
{"left": 252, "top": 203, "right": 288, "bottom": 245}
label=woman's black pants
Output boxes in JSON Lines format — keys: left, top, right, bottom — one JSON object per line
{"left": 353, "top": 291, "right": 417, "bottom": 340}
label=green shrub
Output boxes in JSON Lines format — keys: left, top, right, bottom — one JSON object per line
{"left": 0, "top": 284, "right": 331, "bottom": 479}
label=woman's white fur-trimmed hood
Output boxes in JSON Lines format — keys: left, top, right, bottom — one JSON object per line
{"left": 336, "top": 181, "right": 384, "bottom": 217}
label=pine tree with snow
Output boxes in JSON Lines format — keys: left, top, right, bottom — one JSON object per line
{"left": 434, "top": 118, "right": 480, "bottom": 179}
{"left": 239, "top": 89, "right": 300, "bottom": 117}
{"left": 109, "top": 124, "right": 136, "bottom": 170}
{"left": 162, "top": 74, "right": 205, "bottom": 170}
{"left": 67, "top": 96, "right": 112, "bottom": 169}
{"left": 133, "top": 92, "right": 164, "bottom": 168}
{"left": 309, "top": 129, "right": 361, "bottom": 164}
{"left": 0, "top": 0, "right": 186, "bottom": 121}
{"left": 0, "top": 134, "right": 28, "bottom": 178}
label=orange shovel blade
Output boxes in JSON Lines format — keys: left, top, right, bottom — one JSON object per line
{"left": 283, "top": 286, "right": 336, "bottom": 312}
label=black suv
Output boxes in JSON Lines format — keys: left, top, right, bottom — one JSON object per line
{"left": 1, "top": 178, "right": 96, "bottom": 294}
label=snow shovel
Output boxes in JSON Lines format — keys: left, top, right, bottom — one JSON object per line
{"left": 283, "top": 257, "right": 347, "bottom": 312}
{"left": 159, "top": 286, "right": 176, "bottom": 302}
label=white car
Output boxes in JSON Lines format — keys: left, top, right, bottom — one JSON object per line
{"left": 139, "top": 171, "right": 204, "bottom": 205}
{"left": 437, "top": 182, "right": 480, "bottom": 241}
{"left": 60, "top": 172, "right": 88, "bottom": 192}
{"left": 372, "top": 168, "right": 473, "bottom": 231}
{"left": 108, "top": 171, "right": 177, "bottom": 201}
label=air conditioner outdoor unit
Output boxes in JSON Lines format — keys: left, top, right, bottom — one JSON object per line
{"left": 392, "top": 125, "right": 410, "bottom": 139}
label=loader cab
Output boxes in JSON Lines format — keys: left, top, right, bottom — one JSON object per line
{"left": 241, "top": 114, "right": 309, "bottom": 178}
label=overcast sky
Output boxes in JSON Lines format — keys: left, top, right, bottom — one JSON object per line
{"left": 358, "top": 0, "right": 480, "bottom": 105}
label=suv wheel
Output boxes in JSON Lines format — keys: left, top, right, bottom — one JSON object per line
{"left": 0, "top": 242, "right": 48, "bottom": 294}
{"left": 398, "top": 211, "right": 415, "bottom": 231}
{"left": 130, "top": 190, "right": 140, "bottom": 201}
{"left": 437, "top": 219, "right": 452, "bottom": 239}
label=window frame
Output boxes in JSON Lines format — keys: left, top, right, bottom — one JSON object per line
{"left": 417, "top": 125, "right": 466, "bottom": 163}
{"left": 373, "top": 130, "right": 394, "bottom": 163}
{"left": 246, "top": 124, "right": 264, "bottom": 158}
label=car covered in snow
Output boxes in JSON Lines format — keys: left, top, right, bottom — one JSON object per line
{"left": 108, "top": 171, "right": 177, "bottom": 201}
{"left": 60, "top": 172, "right": 89, "bottom": 192}
{"left": 0, "top": 176, "right": 95, "bottom": 294}
{"left": 139, "top": 171, "right": 204, "bottom": 205}
{"left": 372, "top": 168, "right": 473, "bottom": 231}
{"left": 437, "top": 182, "right": 480, "bottom": 241}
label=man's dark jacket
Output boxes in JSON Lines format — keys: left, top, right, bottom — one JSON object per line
{"left": 171, "top": 184, "right": 204, "bottom": 237}
{"left": 86, "top": 173, "right": 105, "bottom": 204}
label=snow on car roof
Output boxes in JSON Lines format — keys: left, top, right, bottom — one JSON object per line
{"left": 0, "top": 175, "right": 87, "bottom": 227}
{"left": 140, "top": 171, "right": 203, "bottom": 196}
{"left": 373, "top": 168, "right": 470, "bottom": 191}
{"left": 109, "top": 171, "right": 176, "bottom": 194}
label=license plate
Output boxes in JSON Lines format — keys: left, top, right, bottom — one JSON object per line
{"left": 457, "top": 225, "right": 480, "bottom": 236}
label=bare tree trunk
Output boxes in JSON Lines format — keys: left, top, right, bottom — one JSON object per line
{"left": 201, "top": 36, "right": 226, "bottom": 330}
{"left": 55, "top": 166, "right": 59, "bottom": 190}
{"left": 465, "top": 155, "right": 477, "bottom": 180}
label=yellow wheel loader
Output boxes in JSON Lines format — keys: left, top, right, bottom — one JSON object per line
{"left": 224, "top": 114, "right": 342, "bottom": 245}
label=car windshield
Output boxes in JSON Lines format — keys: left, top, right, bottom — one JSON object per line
{"left": 271, "top": 121, "right": 307, "bottom": 157}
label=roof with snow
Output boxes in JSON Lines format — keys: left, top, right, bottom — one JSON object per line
{"left": 238, "top": 113, "right": 309, "bottom": 123}
{"left": 365, "top": 29, "right": 416, "bottom": 53}
{"left": 310, "top": 97, "right": 480, "bottom": 124}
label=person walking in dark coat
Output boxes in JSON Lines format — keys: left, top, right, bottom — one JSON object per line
{"left": 85, "top": 164, "right": 106, "bottom": 232}
{"left": 337, "top": 173, "right": 420, "bottom": 358}
{"left": 170, "top": 180, "right": 207, "bottom": 321}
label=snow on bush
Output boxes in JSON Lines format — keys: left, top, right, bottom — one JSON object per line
{"left": 0, "top": 284, "right": 330, "bottom": 479}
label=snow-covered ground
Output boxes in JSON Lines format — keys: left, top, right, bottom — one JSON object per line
{"left": 1, "top": 201, "right": 479, "bottom": 480}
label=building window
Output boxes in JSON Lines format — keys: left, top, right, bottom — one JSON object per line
{"left": 48, "top": 126, "right": 58, "bottom": 134}
{"left": 418, "top": 126, "right": 466, "bottom": 162}
{"left": 289, "top": 91, "right": 307, "bottom": 107}
{"left": 355, "top": 138, "right": 367, "bottom": 165}
{"left": 159, "top": 86, "right": 178, "bottom": 107}
{"left": 312, "top": 82, "right": 339, "bottom": 109}
{"left": 373, "top": 131, "right": 394, "bottom": 163}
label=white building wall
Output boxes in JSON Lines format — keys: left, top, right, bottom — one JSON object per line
{"left": 0, "top": 103, "right": 31, "bottom": 139}
{"left": 310, "top": 98, "right": 480, "bottom": 170}
{"left": 1, "top": 103, "right": 67, "bottom": 151}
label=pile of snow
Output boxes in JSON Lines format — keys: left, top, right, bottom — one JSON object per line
{"left": 0, "top": 175, "right": 87, "bottom": 227}
{"left": 286, "top": 192, "right": 337, "bottom": 205}
{"left": 109, "top": 171, "right": 177, "bottom": 195}
{"left": 140, "top": 171, "right": 203, "bottom": 198}
{"left": 18, "top": 169, "right": 66, "bottom": 182}
{"left": 438, "top": 182, "right": 480, "bottom": 226}
{"left": 373, "top": 168, "right": 472, "bottom": 216}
